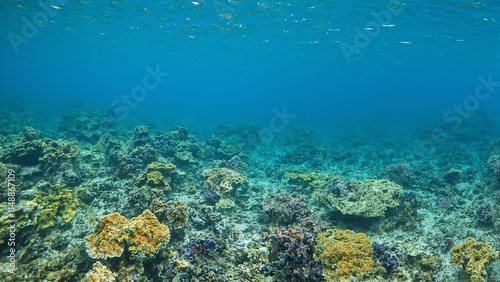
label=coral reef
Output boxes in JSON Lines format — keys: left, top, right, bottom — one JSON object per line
{"left": 314, "top": 228, "right": 383, "bottom": 281}
{"left": 450, "top": 237, "right": 499, "bottom": 282}
{"left": 202, "top": 167, "right": 247, "bottom": 196}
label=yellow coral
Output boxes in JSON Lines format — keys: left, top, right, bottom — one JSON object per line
{"left": 135, "top": 162, "right": 178, "bottom": 189}
{"left": 85, "top": 213, "right": 128, "bottom": 259}
{"left": 85, "top": 210, "right": 170, "bottom": 260}
{"left": 202, "top": 167, "right": 247, "bottom": 195}
{"left": 33, "top": 184, "right": 80, "bottom": 229}
{"left": 127, "top": 209, "right": 170, "bottom": 256}
{"left": 314, "top": 229, "right": 381, "bottom": 281}
{"left": 81, "top": 261, "right": 117, "bottom": 282}
{"left": 450, "top": 237, "right": 499, "bottom": 282}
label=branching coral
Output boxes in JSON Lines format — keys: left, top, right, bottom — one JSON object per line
{"left": 450, "top": 237, "right": 499, "bottom": 282}
{"left": 202, "top": 167, "right": 247, "bottom": 196}
{"left": 314, "top": 229, "right": 383, "bottom": 281}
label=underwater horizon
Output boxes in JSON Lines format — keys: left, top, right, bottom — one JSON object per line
{"left": 1, "top": 0, "right": 500, "bottom": 281}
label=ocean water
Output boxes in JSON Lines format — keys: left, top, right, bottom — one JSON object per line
{"left": 1, "top": 0, "right": 500, "bottom": 281}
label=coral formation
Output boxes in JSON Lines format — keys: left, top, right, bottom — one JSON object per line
{"left": 314, "top": 178, "right": 404, "bottom": 217}
{"left": 266, "top": 227, "right": 323, "bottom": 281}
{"left": 33, "top": 184, "right": 80, "bottom": 229}
{"left": 127, "top": 209, "right": 171, "bottom": 257}
{"left": 450, "top": 237, "right": 499, "bottom": 282}
{"left": 261, "top": 190, "right": 310, "bottom": 225}
{"left": 134, "top": 162, "right": 179, "bottom": 190}
{"left": 202, "top": 167, "right": 247, "bottom": 196}
{"left": 85, "top": 212, "right": 128, "bottom": 259}
{"left": 85, "top": 210, "right": 170, "bottom": 259}
{"left": 81, "top": 261, "right": 117, "bottom": 282}
{"left": 150, "top": 199, "right": 189, "bottom": 229}
{"left": 314, "top": 228, "right": 383, "bottom": 281}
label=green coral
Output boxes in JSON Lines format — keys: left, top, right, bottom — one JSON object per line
{"left": 33, "top": 184, "right": 80, "bottom": 229}
{"left": 450, "top": 237, "right": 499, "bottom": 282}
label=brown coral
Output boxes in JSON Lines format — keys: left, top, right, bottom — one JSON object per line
{"left": 314, "top": 229, "right": 382, "bottom": 281}
{"left": 450, "top": 237, "right": 499, "bottom": 282}
{"left": 202, "top": 167, "right": 247, "bottom": 196}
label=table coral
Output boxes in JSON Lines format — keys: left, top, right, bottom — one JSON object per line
{"left": 314, "top": 178, "right": 404, "bottom": 217}
{"left": 202, "top": 167, "right": 247, "bottom": 196}
{"left": 450, "top": 237, "right": 499, "bottom": 282}
{"left": 81, "top": 261, "right": 117, "bottom": 282}
{"left": 314, "top": 228, "right": 383, "bottom": 281}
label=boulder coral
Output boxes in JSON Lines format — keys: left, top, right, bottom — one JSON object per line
{"left": 202, "top": 167, "right": 247, "bottom": 196}
{"left": 314, "top": 228, "right": 383, "bottom": 281}
{"left": 85, "top": 210, "right": 170, "bottom": 260}
{"left": 450, "top": 237, "right": 499, "bottom": 282}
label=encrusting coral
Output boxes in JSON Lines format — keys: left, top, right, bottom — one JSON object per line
{"left": 85, "top": 210, "right": 170, "bottom": 259}
{"left": 450, "top": 237, "right": 499, "bottom": 282}
{"left": 202, "top": 167, "right": 247, "bottom": 196}
{"left": 314, "top": 228, "right": 384, "bottom": 281}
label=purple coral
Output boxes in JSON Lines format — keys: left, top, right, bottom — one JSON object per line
{"left": 372, "top": 242, "right": 398, "bottom": 273}
{"left": 261, "top": 190, "right": 310, "bottom": 225}
{"left": 477, "top": 201, "right": 495, "bottom": 226}
{"left": 219, "top": 156, "right": 244, "bottom": 172}
{"left": 265, "top": 227, "right": 323, "bottom": 281}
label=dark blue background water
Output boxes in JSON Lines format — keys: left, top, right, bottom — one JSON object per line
{"left": 1, "top": 0, "right": 499, "bottom": 135}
